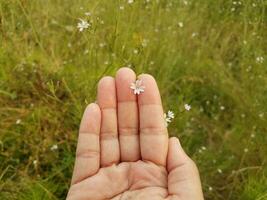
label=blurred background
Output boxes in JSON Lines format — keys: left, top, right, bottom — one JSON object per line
{"left": 0, "top": 0, "right": 266, "bottom": 199}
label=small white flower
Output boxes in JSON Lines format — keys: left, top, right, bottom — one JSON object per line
{"left": 16, "top": 119, "right": 21, "bottom": 124}
{"left": 201, "top": 146, "right": 207, "bottom": 150}
{"left": 209, "top": 186, "right": 213, "bottom": 191}
{"left": 220, "top": 106, "right": 225, "bottom": 110}
{"left": 178, "top": 22, "right": 184, "bottom": 28}
{"left": 244, "top": 148, "right": 248, "bottom": 153}
{"left": 184, "top": 104, "right": 191, "bottom": 111}
{"left": 33, "top": 160, "right": 38, "bottom": 166}
{"left": 167, "top": 110, "right": 175, "bottom": 119}
{"left": 85, "top": 12, "right": 91, "bottom": 16}
{"left": 217, "top": 168, "right": 222, "bottom": 174}
{"left": 50, "top": 144, "right": 58, "bottom": 151}
{"left": 130, "top": 80, "right": 145, "bottom": 95}
{"left": 164, "top": 110, "right": 175, "bottom": 127}
{"left": 119, "top": 5, "right": 125, "bottom": 10}
{"left": 77, "top": 19, "right": 90, "bottom": 32}
{"left": 256, "top": 56, "right": 264, "bottom": 64}
{"left": 128, "top": 0, "right": 134, "bottom": 4}
{"left": 133, "top": 49, "right": 138, "bottom": 54}
{"left": 191, "top": 32, "right": 198, "bottom": 37}
{"left": 99, "top": 43, "right": 105, "bottom": 48}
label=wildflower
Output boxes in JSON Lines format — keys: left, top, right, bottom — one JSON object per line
{"left": 250, "top": 133, "right": 255, "bottom": 138}
{"left": 133, "top": 49, "right": 138, "bottom": 54}
{"left": 33, "top": 160, "right": 38, "bottom": 166}
{"left": 244, "top": 148, "right": 248, "bottom": 153}
{"left": 77, "top": 19, "right": 90, "bottom": 32}
{"left": 220, "top": 106, "right": 225, "bottom": 110}
{"left": 16, "top": 119, "right": 21, "bottom": 124}
{"left": 184, "top": 104, "right": 191, "bottom": 111}
{"left": 164, "top": 110, "right": 175, "bottom": 127}
{"left": 119, "top": 5, "right": 125, "bottom": 10}
{"left": 50, "top": 144, "right": 58, "bottom": 151}
{"left": 128, "top": 0, "right": 134, "bottom": 4}
{"left": 256, "top": 56, "right": 264, "bottom": 64}
{"left": 99, "top": 43, "right": 105, "bottom": 48}
{"left": 209, "top": 186, "right": 213, "bottom": 191}
{"left": 178, "top": 22, "right": 184, "bottom": 28}
{"left": 217, "top": 168, "right": 222, "bottom": 174}
{"left": 141, "top": 39, "right": 149, "bottom": 47}
{"left": 130, "top": 80, "right": 145, "bottom": 95}
{"left": 191, "top": 32, "right": 198, "bottom": 37}
{"left": 85, "top": 12, "right": 91, "bottom": 16}
{"left": 150, "top": 61, "right": 155, "bottom": 65}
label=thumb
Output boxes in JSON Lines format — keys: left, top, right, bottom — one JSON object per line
{"left": 167, "top": 137, "right": 204, "bottom": 200}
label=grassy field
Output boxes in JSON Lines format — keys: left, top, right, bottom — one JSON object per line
{"left": 0, "top": 0, "right": 267, "bottom": 199}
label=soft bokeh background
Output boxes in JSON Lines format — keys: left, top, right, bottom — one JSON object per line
{"left": 0, "top": 0, "right": 266, "bottom": 199}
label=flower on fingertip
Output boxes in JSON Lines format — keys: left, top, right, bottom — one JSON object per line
{"left": 130, "top": 80, "right": 145, "bottom": 95}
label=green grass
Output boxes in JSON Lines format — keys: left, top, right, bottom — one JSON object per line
{"left": 0, "top": 0, "right": 266, "bottom": 199}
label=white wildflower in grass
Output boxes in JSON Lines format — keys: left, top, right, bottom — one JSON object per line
{"left": 99, "top": 43, "right": 105, "bottom": 48}
{"left": 209, "top": 186, "right": 213, "bottom": 191}
{"left": 16, "top": 119, "right": 21, "bottom": 124}
{"left": 217, "top": 168, "right": 222, "bottom": 174}
{"left": 184, "top": 104, "right": 191, "bottom": 111}
{"left": 256, "top": 56, "right": 264, "bottom": 64}
{"left": 244, "top": 148, "right": 248, "bottom": 153}
{"left": 220, "top": 106, "right": 225, "bottom": 110}
{"left": 33, "top": 160, "right": 38, "bottom": 166}
{"left": 259, "top": 113, "right": 264, "bottom": 118}
{"left": 201, "top": 146, "right": 207, "bottom": 150}
{"left": 164, "top": 110, "right": 175, "bottom": 127}
{"left": 250, "top": 133, "right": 255, "bottom": 138}
{"left": 150, "top": 61, "right": 155, "bottom": 65}
{"left": 133, "top": 49, "right": 138, "bottom": 54}
{"left": 85, "top": 12, "right": 91, "bottom": 16}
{"left": 119, "top": 5, "right": 125, "bottom": 10}
{"left": 167, "top": 110, "right": 175, "bottom": 119}
{"left": 77, "top": 19, "right": 90, "bottom": 32}
{"left": 50, "top": 144, "right": 58, "bottom": 151}
{"left": 178, "top": 22, "right": 184, "bottom": 28}
{"left": 191, "top": 32, "right": 198, "bottom": 38}
{"left": 130, "top": 80, "right": 145, "bottom": 95}
{"left": 128, "top": 0, "right": 134, "bottom": 4}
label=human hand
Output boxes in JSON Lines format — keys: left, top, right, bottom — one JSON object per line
{"left": 67, "top": 68, "right": 204, "bottom": 200}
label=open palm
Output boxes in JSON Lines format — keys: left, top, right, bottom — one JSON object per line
{"left": 67, "top": 68, "right": 203, "bottom": 200}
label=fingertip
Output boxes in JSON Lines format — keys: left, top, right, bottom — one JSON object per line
{"left": 137, "top": 73, "right": 156, "bottom": 84}
{"left": 116, "top": 67, "right": 136, "bottom": 78}
{"left": 137, "top": 73, "right": 162, "bottom": 105}
{"left": 79, "top": 103, "right": 101, "bottom": 134}
{"left": 98, "top": 76, "right": 115, "bottom": 89}
{"left": 116, "top": 67, "right": 137, "bottom": 101}
{"left": 97, "top": 76, "right": 116, "bottom": 108}
{"left": 169, "top": 137, "right": 181, "bottom": 147}
{"left": 85, "top": 103, "right": 101, "bottom": 115}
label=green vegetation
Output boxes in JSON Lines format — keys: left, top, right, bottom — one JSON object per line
{"left": 0, "top": 0, "right": 266, "bottom": 199}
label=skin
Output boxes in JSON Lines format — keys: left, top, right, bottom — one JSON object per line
{"left": 67, "top": 68, "right": 204, "bottom": 200}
